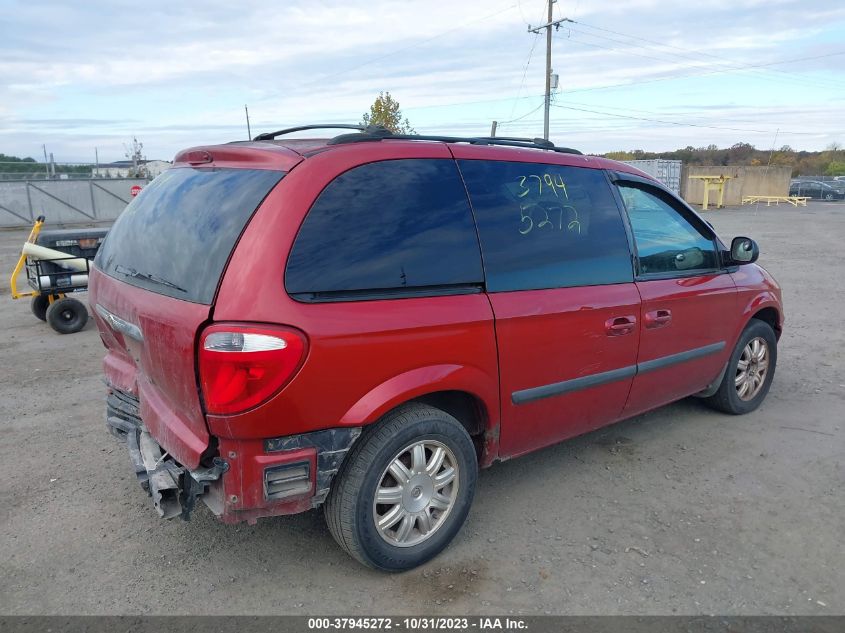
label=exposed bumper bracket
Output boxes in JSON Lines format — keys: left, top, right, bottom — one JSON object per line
{"left": 106, "top": 388, "right": 226, "bottom": 521}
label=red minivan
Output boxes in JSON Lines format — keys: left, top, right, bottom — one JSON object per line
{"left": 89, "top": 125, "right": 783, "bottom": 571}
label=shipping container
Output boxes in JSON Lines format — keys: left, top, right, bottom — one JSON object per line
{"left": 622, "top": 159, "right": 683, "bottom": 195}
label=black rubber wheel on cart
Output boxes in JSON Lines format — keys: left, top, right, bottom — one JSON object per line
{"left": 30, "top": 295, "right": 50, "bottom": 321}
{"left": 46, "top": 297, "right": 88, "bottom": 334}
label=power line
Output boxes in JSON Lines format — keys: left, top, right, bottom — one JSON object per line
{"left": 516, "top": 0, "right": 545, "bottom": 27}
{"left": 551, "top": 96, "right": 829, "bottom": 128}
{"left": 570, "top": 19, "right": 845, "bottom": 91}
{"left": 555, "top": 29, "right": 845, "bottom": 93}
{"left": 550, "top": 102, "right": 829, "bottom": 136}
{"left": 564, "top": 27, "right": 845, "bottom": 92}
{"left": 402, "top": 48, "right": 845, "bottom": 116}
{"left": 499, "top": 100, "right": 546, "bottom": 125}
{"left": 557, "top": 49, "right": 845, "bottom": 96}
{"left": 299, "top": 4, "right": 518, "bottom": 88}
{"left": 508, "top": 32, "right": 541, "bottom": 120}
{"left": 553, "top": 32, "right": 706, "bottom": 67}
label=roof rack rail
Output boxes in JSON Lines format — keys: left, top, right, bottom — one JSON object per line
{"left": 252, "top": 124, "right": 391, "bottom": 141}
{"left": 476, "top": 136, "right": 554, "bottom": 148}
{"left": 251, "top": 124, "right": 582, "bottom": 155}
{"left": 326, "top": 131, "right": 582, "bottom": 155}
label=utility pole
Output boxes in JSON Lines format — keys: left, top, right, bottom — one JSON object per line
{"left": 94, "top": 147, "right": 99, "bottom": 178}
{"left": 490, "top": 120, "right": 498, "bottom": 137}
{"left": 245, "top": 104, "right": 252, "bottom": 140}
{"left": 528, "top": 1, "right": 571, "bottom": 140}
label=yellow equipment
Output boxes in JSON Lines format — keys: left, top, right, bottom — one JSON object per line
{"left": 9, "top": 215, "right": 46, "bottom": 301}
{"left": 9, "top": 215, "right": 105, "bottom": 334}
{"left": 689, "top": 175, "right": 732, "bottom": 211}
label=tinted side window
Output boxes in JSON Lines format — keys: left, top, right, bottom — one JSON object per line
{"left": 286, "top": 159, "right": 483, "bottom": 300}
{"left": 458, "top": 160, "right": 633, "bottom": 292}
{"left": 618, "top": 185, "right": 718, "bottom": 275}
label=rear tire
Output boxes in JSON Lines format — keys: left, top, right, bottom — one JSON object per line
{"left": 324, "top": 403, "right": 477, "bottom": 571}
{"left": 703, "top": 319, "right": 777, "bottom": 415}
{"left": 30, "top": 295, "right": 50, "bottom": 321}
{"left": 46, "top": 297, "right": 88, "bottom": 334}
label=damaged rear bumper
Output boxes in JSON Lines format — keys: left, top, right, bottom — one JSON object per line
{"left": 106, "top": 387, "right": 362, "bottom": 524}
{"left": 106, "top": 389, "right": 227, "bottom": 520}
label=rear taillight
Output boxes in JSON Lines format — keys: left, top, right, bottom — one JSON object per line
{"left": 198, "top": 324, "right": 306, "bottom": 415}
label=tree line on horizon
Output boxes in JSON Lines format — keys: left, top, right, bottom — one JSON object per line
{"left": 603, "top": 142, "right": 845, "bottom": 176}
{"left": 358, "top": 94, "right": 845, "bottom": 177}
{"left": 0, "top": 153, "right": 92, "bottom": 179}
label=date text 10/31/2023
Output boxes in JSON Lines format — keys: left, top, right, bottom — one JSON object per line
{"left": 307, "top": 616, "right": 528, "bottom": 630}
{"left": 513, "top": 172, "right": 581, "bottom": 236}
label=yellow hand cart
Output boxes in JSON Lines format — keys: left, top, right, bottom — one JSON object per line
{"left": 9, "top": 215, "right": 107, "bottom": 334}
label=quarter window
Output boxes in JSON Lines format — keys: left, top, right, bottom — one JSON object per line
{"left": 458, "top": 160, "right": 633, "bottom": 292}
{"left": 618, "top": 184, "right": 718, "bottom": 276}
{"left": 285, "top": 159, "right": 483, "bottom": 300}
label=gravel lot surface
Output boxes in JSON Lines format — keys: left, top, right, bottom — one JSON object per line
{"left": 1, "top": 201, "right": 842, "bottom": 615}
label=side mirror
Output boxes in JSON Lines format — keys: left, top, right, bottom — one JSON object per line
{"left": 729, "top": 236, "right": 759, "bottom": 265}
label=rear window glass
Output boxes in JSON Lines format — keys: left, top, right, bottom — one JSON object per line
{"left": 285, "top": 159, "right": 483, "bottom": 301}
{"left": 96, "top": 167, "right": 282, "bottom": 304}
{"left": 458, "top": 160, "right": 633, "bottom": 292}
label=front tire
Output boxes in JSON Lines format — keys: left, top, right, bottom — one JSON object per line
{"left": 46, "top": 297, "right": 88, "bottom": 334}
{"left": 704, "top": 319, "right": 777, "bottom": 414}
{"left": 324, "top": 403, "right": 478, "bottom": 571}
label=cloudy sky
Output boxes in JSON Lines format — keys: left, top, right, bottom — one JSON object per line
{"left": 2, "top": 0, "right": 844, "bottom": 163}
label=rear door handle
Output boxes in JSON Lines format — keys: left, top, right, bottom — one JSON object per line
{"left": 605, "top": 315, "right": 637, "bottom": 336}
{"left": 644, "top": 309, "right": 672, "bottom": 329}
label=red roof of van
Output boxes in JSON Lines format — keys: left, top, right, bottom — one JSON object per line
{"left": 173, "top": 137, "right": 653, "bottom": 181}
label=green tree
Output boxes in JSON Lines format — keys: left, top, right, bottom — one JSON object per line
{"left": 361, "top": 92, "right": 415, "bottom": 134}
{"left": 599, "top": 142, "right": 842, "bottom": 177}
{"left": 825, "top": 161, "right": 845, "bottom": 176}
{"left": 0, "top": 153, "right": 91, "bottom": 180}
{"left": 604, "top": 150, "right": 636, "bottom": 161}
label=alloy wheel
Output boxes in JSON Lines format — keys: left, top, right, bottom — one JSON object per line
{"left": 373, "top": 440, "right": 459, "bottom": 547}
{"left": 735, "top": 336, "right": 769, "bottom": 401}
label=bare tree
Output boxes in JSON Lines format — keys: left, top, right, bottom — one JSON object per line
{"left": 124, "top": 137, "right": 147, "bottom": 177}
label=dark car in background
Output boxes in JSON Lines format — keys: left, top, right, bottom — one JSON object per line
{"left": 789, "top": 180, "right": 845, "bottom": 200}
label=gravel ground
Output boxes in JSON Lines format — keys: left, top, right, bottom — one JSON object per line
{"left": 1, "top": 201, "right": 842, "bottom": 615}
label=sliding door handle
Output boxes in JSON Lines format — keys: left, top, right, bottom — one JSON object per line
{"left": 644, "top": 309, "right": 672, "bottom": 329}
{"left": 605, "top": 315, "right": 637, "bottom": 336}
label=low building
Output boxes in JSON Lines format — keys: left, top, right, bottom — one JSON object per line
{"left": 681, "top": 165, "right": 792, "bottom": 206}
{"left": 93, "top": 159, "right": 171, "bottom": 178}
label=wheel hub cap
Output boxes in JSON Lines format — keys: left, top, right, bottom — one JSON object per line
{"left": 403, "top": 476, "right": 433, "bottom": 512}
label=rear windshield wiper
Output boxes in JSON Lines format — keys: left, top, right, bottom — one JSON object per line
{"left": 114, "top": 265, "right": 187, "bottom": 293}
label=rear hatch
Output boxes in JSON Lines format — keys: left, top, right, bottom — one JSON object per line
{"left": 90, "top": 165, "right": 285, "bottom": 468}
